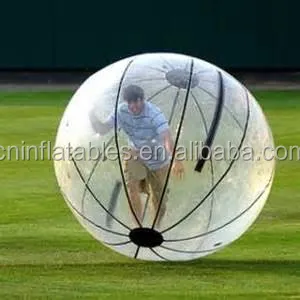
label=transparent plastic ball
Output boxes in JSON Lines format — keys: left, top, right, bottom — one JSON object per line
{"left": 54, "top": 53, "right": 275, "bottom": 261}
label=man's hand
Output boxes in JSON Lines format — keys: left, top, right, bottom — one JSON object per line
{"left": 172, "top": 159, "right": 185, "bottom": 180}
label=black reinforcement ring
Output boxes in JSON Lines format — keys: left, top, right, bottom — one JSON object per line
{"left": 166, "top": 68, "right": 199, "bottom": 89}
{"left": 130, "top": 227, "right": 164, "bottom": 247}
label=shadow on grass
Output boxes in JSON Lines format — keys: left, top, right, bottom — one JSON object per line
{"left": 3, "top": 259, "right": 300, "bottom": 277}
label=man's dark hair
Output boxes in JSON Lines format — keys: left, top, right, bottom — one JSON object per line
{"left": 123, "top": 84, "right": 145, "bottom": 102}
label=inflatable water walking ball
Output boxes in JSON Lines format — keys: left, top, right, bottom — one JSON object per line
{"left": 54, "top": 53, "right": 275, "bottom": 261}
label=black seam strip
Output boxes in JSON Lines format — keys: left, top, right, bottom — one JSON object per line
{"left": 62, "top": 190, "right": 129, "bottom": 237}
{"left": 134, "top": 246, "right": 141, "bottom": 259}
{"left": 80, "top": 135, "right": 114, "bottom": 213}
{"left": 134, "top": 77, "right": 166, "bottom": 83}
{"left": 159, "top": 244, "right": 219, "bottom": 254}
{"left": 195, "top": 69, "right": 213, "bottom": 75}
{"left": 71, "top": 157, "right": 131, "bottom": 230}
{"left": 195, "top": 71, "right": 224, "bottom": 172}
{"left": 169, "top": 88, "right": 180, "bottom": 124}
{"left": 164, "top": 169, "right": 274, "bottom": 243}
{"left": 143, "top": 88, "right": 179, "bottom": 224}
{"left": 105, "top": 240, "right": 132, "bottom": 246}
{"left": 144, "top": 66, "right": 167, "bottom": 74}
{"left": 206, "top": 163, "right": 215, "bottom": 231}
{"left": 151, "top": 59, "right": 194, "bottom": 229}
{"left": 195, "top": 78, "right": 215, "bottom": 84}
{"left": 147, "top": 84, "right": 172, "bottom": 102}
{"left": 191, "top": 91, "right": 215, "bottom": 234}
{"left": 196, "top": 85, "right": 243, "bottom": 131}
{"left": 160, "top": 56, "right": 174, "bottom": 70}
{"left": 105, "top": 180, "right": 122, "bottom": 228}
{"left": 141, "top": 194, "right": 150, "bottom": 223}
{"left": 150, "top": 248, "right": 169, "bottom": 261}
{"left": 191, "top": 91, "right": 209, "bottom": 134}
{"left": 141, "top": 87, "right": 180, "bottom": 224}
{"left": 114, "top": 59, "right": 142, "bottom": 226}
{"left": 161, "top": 88, "right": 250, "bottom": 235}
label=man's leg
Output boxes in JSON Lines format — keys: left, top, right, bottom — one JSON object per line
{"left": 147, "top": 164, "right": 169, "bottom": 227}
{"left": 123, "top": 156, "right": 147, "bottom": 226}
{"left": 126, "top": 179, "right": 143, "bottom": 226}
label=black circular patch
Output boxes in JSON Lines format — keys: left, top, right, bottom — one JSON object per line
{"left": 129, "top": 227, "right": 164, "bottom": 247}
{"left": 166, "top": 68, "right": 199, "bottom": 89}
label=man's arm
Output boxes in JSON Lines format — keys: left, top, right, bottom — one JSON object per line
{"left": 153, "top": 109, "right": 175, "bottom": 156}
{"left": 161, "top": 128, "right": 185, "bottom": 179}
{"left": 89, "top": 109, "right": 115, "bottom": 135}
{"left": 161, "top": 129, "right": 174, "bottom": 157}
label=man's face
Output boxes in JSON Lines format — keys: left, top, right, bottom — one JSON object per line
{"left": 127, "top": 98, "right": 144, "bottom": 114}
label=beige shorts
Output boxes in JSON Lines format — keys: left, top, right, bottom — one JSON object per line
{"left": 123, "top": 154, "right": 169, "bottom": 203}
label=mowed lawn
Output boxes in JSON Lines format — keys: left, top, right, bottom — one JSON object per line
{"left": 0, "top": 90, "right": 299, "bottom": 300}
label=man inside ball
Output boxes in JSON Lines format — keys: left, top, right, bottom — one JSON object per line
{"left": 89, "top": 84, "right": 184, "bottom": 227}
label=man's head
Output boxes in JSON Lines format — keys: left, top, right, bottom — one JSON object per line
{"left": 123, "top": 84, "right": 145, "bottom": 114}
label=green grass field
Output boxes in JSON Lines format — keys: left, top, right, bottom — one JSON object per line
{"left": 0, "top": 90, "right": 299, "bottom": 299}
